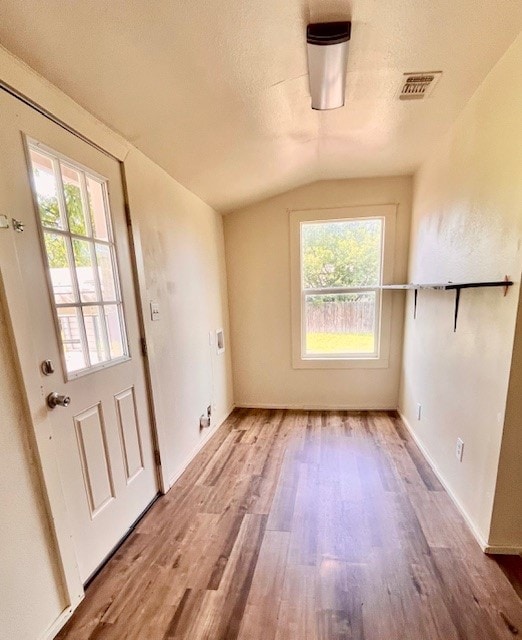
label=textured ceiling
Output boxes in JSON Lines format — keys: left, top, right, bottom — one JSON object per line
{"left": 0, "top": 0, "right": 521, "bottom": 212}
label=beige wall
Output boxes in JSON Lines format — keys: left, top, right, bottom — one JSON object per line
{"left": 0, "top": 292, "right": 66, "bottom": 640}
{"left": 224, "top": 177, "right": 412, "bottom": 409}
{"left": 0, "top": 47, "right": 233, "bottom": 639}
{"left": 125, "top": 149, "right": 234, "bottom": 485}
{"left": 399, "top": 34, "right": 522, "bottom": 548}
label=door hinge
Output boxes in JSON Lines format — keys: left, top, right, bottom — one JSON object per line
{"left": 154, "top": 449, "right": 161, "bottom": 467}
{"left": 140, "top": 337, "right": 148, "bottom": 357}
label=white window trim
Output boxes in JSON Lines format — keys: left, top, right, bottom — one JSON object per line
{"left": 26, "top": 137, "right": 130, "bottom": 380}
{"left": 289, "top": 204, "right": 397, "bottom": 369}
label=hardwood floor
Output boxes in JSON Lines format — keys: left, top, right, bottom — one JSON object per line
{"left": 57, "top": 409, "right": 522, "bottom": 640}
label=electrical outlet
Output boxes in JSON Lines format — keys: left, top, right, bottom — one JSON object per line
{"left": 456, "top": 438, "right": 464, "bottom": 462}
{"left": 416, "top": 403, "right": 422, "bottom": 420}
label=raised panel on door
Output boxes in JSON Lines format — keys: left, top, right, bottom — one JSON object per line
{"left": 74, "top": 404, "right": 115, "bottom": 517}
{"left": 114, "top": 387, "right": 144, "bottom": 484}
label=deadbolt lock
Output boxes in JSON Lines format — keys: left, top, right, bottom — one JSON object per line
{"left": 41, "top": 360, "right": 55, "bottom": 376}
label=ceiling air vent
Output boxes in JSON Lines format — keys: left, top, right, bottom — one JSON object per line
{"left": 399, "top": 71, "right": 442, "bottom": 100}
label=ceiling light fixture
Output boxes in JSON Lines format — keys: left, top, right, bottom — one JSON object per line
{"left": 306, "top": 21, "right": 351, "bottom": 110}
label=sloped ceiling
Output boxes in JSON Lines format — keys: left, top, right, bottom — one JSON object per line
{"left": 0, "top": 0, "right": 521, "bottom": 212}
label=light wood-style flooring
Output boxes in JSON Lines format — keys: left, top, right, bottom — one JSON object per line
{"left": 57, "top": 409, "right": 522, "bottom": 639}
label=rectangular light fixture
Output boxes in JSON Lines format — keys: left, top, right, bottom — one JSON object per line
{"left": 306, "top": 21, "right": 351, "bottom": 110}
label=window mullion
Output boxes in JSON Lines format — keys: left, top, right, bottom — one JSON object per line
{"left": 303, "top": 286, "right": 380, "bottom": 296}
{"left": 53, "top": 157, "right": 70, "bottom": 232}
{"left": 66, "top": 240, "right": 91, "bottom": 369}
{"left": 54, "top": 161, "right": 92, "bottom": 368}
{"left": 80, "top": 168, "right": 111, "bottom": 360}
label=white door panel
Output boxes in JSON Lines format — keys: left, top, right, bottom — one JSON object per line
{"left": 0, "top": 89, "right": 158, "bottom": 583}
{"left": 114, "top": 387, "right": 145, "bottom": 483}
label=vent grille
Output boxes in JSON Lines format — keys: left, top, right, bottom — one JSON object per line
{"left": 399, "top": 71, "right": 442, "bottom": 100}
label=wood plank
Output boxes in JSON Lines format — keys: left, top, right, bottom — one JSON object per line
{"left": 237, "top": 530, "right": 290, "bottom": 640}
{"left": 57, "top": 408, "right": 522, "bottom": 640}
{"left": 496, "top": 554, "right": 522, "bottom": 599}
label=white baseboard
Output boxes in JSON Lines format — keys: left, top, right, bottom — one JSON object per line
{"left": 40, "top": 604, "right": 77, "bottom": 640}
{"left": 397, "top": 410, "right": 494, "bottom": 553}
{"left": 168, "top": 404, "right": 235, "bottom": 488}
{"left": 234, "top": 402, "right": 397, "bottom": 411}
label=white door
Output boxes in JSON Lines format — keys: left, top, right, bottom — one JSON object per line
{"left": 0, "top": 89, "right": 158, "bottom": 583}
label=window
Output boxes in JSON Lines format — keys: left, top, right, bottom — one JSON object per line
{"left": 27, "top": 140, "right": 129, "bottom": 378}
{"left": 290, "top": 205, "right": 396, "bottom": 369}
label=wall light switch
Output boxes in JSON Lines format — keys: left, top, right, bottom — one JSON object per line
{"left": 216, "top": 329, "right": 225, "bottom": 354}
{"left": 150, "top": 301, "right": 160, "bottom": 321}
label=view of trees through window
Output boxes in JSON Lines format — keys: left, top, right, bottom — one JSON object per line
{"left": 39, "top": 181, "right": 92, "bottom": 267}
{"left": 301, "top": 218, "right": 383, "bottom": 356}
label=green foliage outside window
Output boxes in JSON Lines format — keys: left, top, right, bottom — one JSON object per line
{"left": 37, "top": 180, "right": 91, "bottom": 268}
{"left": 302, "top": 219, "right": 381, "bottom": 288}
{"left": 302, "top": 219, "right": 382, "bottom": 303}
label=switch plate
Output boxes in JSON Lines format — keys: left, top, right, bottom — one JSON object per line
{"left": 416, "top": 403, "right": 422, "bottom": 420}
{"left": 216, "top": 328, "right": 225, "bottom": 354}
{"left": 0, "top": 215, "right": 9, "bottom": 229}
{"left": 456, "top": 438, "right": 464, "bottom": 462}
{"left": 150, "top": 301, "right": 160, "bottom": 321}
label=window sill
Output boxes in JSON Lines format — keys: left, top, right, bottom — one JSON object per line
{"left": 292, "top": 356, "right": 389, "bottom": 370}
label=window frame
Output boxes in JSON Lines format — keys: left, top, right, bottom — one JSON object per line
{"left": 26, "top": 137, "right": 130, "bottom": 380}
{"left": 289, "top": 204, "right": 397, "bottom": 370}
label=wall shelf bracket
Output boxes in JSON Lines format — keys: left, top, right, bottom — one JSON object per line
{"left": 381, "top": 276, "right": 514, "bottom": 332}
{"left": 453, "top": 287, "right": 461, "bottom": 332}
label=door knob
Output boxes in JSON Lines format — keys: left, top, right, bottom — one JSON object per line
{"left": 47, "top": 392, "right": 71, "bottom": 409}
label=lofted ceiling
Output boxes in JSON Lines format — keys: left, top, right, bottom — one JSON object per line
{"left": 0, "top": 1, "right": 521, "bottom": 212}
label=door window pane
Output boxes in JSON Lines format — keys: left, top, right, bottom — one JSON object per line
{"left": 305, "top": 292, "right": 376, "bottom": 355}
{"left": 28, "top": 142, "right": 129, "bottom": 377}
{"left": 86, "top": 177, "right": 109, "bottom": 241}
{"left": 30, "top": 150, "right": 64, "bottom": 229}
{"left": 83, "top": 306, "right": 109, "bottom": 365}
{"left": 61, "top": 163, "right": 89, "bottom": 236}
{"left": 104, "top": 305, "right": 125, "bottom": 359}
{"left": 57, "top": 307, "right": 86, "bottom": 372}
{"left": 44, "top": 232, "right": 76, "bottom": 303}
{"left": 72, "top": 239, "right": 97, "bottom": 302}
{"left": 95, "top": 244, "right": 117, "bottom": 301}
